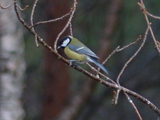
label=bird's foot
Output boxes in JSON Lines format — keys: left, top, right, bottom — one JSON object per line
{"left": 68, "top": 60, "right": 79, "bottom": 66}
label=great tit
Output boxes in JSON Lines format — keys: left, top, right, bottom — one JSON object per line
{"left": 57, "top": 36, "right": 109, "bottom": 75}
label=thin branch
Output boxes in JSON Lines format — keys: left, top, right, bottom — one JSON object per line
{"left": 113, "top": 28, "right": 148, "bottom": 105}
{"left": 30, "top": 0, "right": 39, "bottom": 47}
{"left": 124, "top": 93, "right": 143, "bottom": 120}
{"left": 116, "top": 27, "right": 149, "bottom": 85}
{"left": 156, "top": 41, "right": 160, "bottom": 48}
{"left": 112, "top": 89, "right": 121, "bottom": 105}
{"left": 54, "top": 0, "right": 77, "bottom": 51}
{"left": 99, "top": 35, "right": 141, "bottom": 88}
{"left": 102, "top": 46, "right": 120, "bottom": 65}
{"left": 0, "top": 3, "right": 13, "bottom": 9}
{"left": 30, "top": 0, "right": 38, "bottom": 26}
{"left": 86, "top": 62, "right": 116, "bottom": 84}
{"left": 17, "top": 4, "right": 29, "bottom": 11}
{"left": 31, "top": 10, "right": 71, "bottom": 28}
{"left": 34, "top": 35, "right": 39, "bottom": 47}
{"left": 69, "top": 22, "right": 73, "bottom": 36}
{"left": 102, "top": 35, "right": 141, "bottom": 66}
{"left": 138, "top": 2, "right": 160, "bottom": 54}
{"left": 121, "top": 86, "right": 160, "bottom": 117}
{"left": 0, "top": 2, "right": 29, "bottom": 11}
{"left": 146, "top": 11, "right": 160, "bottom": 20}
{"left": 117, "top": 35, "right": 142, "bottom": 52}
{"left": 138, "top": 2, "right": 160, "bottom": 20}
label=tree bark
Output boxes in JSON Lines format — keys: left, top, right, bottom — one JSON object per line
{"left": 0, "top": 0, "right": 25, "bottom": 120}
{"left": 43, "top": 0, "right": 71, "bottom": 120}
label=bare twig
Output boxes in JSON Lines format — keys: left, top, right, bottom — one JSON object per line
{"left": 30, "top": 0, "right": 38, "bottom": 26}
{"left": 34, "top": 35, "right": 39, "bottom": 47}
{"left": 31, "top": 11, "right": 71, "bottom": 28}
{"left": 30, "top": 0, "right": 39, "bottom": 47}
{"left": 102, "top": 35, "right": 141, "bottom": 66}
{"left": 112, "top": 89, "right": 121, "bottom": 105}
{"left": 86, "top": 62, "right": 116, "bottom": 84}
{"left": 69, "top": 22, "right": 73, "bottom": 36}
{"left": 99, "top": 35, "right": 141, "bottom": 96}
{"left": 138, "top": 2, "right": 160, "bottom": 54}
{"left": 146, "top": 11, "right": 160, "bottom": 20}
{"left": 99, "top": 37, "right": 141, "bottom": 87}
{"left": 54, "top": 0, "right": 77, "bottom": 51}
{"left": 116, "top": 27, "right": 149, "bottom": 85}
{"left": 0, "top": 2, "right": 29, "bottom": 11}
{"left": 117, "top": 35, "right": 142, "bottom": 52}
{"left": 156, "top": 41, "right": 160, "bottom": 49}
{"left": 123, "top": 86, "right": 160, "bottom": 117}
{"left": 0, "top": 3, "right": 13, "bottom": 9}
{"left": 113, "top": 27, "right": 149, "bottom": 105}
{"left": 102, "top": 46, "right": 120, "bottom": 65}
{"left": 138, "top": 1, "right": 160, "bottom": 20}
{"left": 124, "top": 93, "right": 143, "bottom": 120}
{"left": 17, "top": 4, "right": 29, "bottom": 11}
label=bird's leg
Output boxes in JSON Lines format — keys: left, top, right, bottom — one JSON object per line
{"left": 68, "top": 60, "right": 79, "bottom": 66}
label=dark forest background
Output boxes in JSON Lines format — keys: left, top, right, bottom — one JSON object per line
{"left": 0, "top": 0, "right": 160, "bottom": 120}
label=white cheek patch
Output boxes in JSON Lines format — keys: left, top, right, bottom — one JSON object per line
{"left": 61, "top": 38, "right": 70, "bottom": 47}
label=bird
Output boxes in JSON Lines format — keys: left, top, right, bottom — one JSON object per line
{"left": 57, "top": 35, "right": 109, "bottom": 75}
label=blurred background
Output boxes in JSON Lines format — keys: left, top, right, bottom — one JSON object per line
{"left": 0, "top": 0, "right": 160, "bottom": 120}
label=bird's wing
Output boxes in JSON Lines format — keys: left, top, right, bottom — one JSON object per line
{"left": 68, "top": 44, "right": 99, "bottom": 60}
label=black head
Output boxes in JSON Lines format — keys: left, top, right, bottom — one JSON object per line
{"left": 57, "top": 36, "right": 71, "bottom": 49}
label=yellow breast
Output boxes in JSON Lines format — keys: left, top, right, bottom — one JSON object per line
{"left": 64, "top": 47, "right": 87, "bottom": 62}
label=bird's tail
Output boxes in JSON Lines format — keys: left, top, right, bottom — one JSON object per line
{"left": 87, "top": 57, "right": 109, "bottom": 75}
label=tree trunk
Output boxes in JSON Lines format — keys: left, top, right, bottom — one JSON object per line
{"left": 43, "top": 0, "right": 71, "bottom": 120}
{"left": 0, "top": 0, "right": 25, "bottom": 120}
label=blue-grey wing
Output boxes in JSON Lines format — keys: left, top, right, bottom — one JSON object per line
{"left": 68, "top": 44, "right": 99, "bottom": 60}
